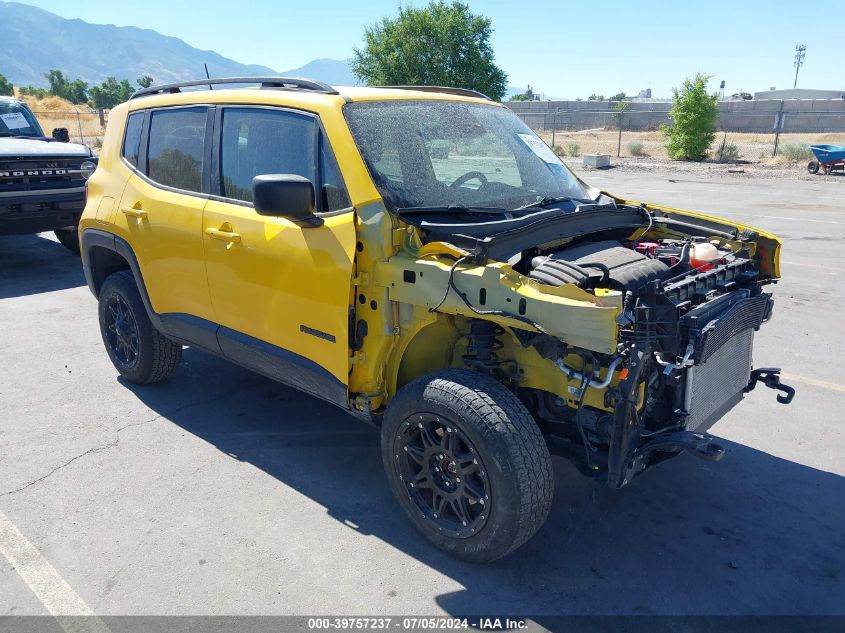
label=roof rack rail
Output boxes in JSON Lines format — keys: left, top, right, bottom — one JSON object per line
{"left": 374, "top": 85, "right": 490, "bottom": 100}
{"left": 130, "top": 76, "right": 338, "bottom": 100}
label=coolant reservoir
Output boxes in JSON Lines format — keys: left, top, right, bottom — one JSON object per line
{"left": 690, "top": 242, "right": 720, "bottom": 270}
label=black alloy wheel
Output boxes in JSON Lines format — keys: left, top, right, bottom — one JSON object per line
{"left": 393, "top": 414, "right": 490, "bottom": 538}
{"left": 103, "top": 294, "right": 139, "bottom": 369}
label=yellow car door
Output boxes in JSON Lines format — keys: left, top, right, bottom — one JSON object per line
{"left": 113, "top": 106, "right": 216, "bottom": 344}
{"left": 202, "top": 106, "right": 356, "bottom": 404}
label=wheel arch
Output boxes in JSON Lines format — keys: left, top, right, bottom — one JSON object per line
{"left": 81, "top": 228, "right": 162, "bottom": 330}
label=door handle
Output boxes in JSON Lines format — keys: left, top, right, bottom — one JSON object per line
{"left": 205, "top": 227, "right": 242, "bottom": 243}
{"left": 120, "top": 205, "right": 147, "bottom": 219}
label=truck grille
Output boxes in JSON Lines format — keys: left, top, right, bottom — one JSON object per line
{"left": 684, "top": 327, "right": 754, "bottom": 432}
{"left": 0, "top": 158, "right": 86, "bottom": 193}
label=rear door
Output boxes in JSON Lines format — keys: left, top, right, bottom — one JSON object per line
{"left": 115, "top": 106, "right": 217, "bottom": 342}
{"left": 202, "top": 106, "right": 356, "bottom": 403}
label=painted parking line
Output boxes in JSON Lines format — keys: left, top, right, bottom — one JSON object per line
{"left": 780, "top": 373, "right": 845, "bottom": 394}
{"left": 0, "top": 509, "right": 111, "bottom": 633}
{"left": 781, "top": 260, "right": 842, "bottom": 272}
{"left": 760, "top": 215, "right": 845, "bottom": 226}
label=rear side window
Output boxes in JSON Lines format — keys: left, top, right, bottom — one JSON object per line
{"left": 220, "top": 107, "right": 315, "bottom": 203}
{"left": 147, "top": 107, "right": 207, "bottom": 192}
{"left": 122, "top": 112, "right": 143, "bottom": 168}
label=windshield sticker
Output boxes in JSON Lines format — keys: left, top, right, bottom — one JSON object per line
{"left": 517, "top": 133, "right": 562, "bottom": 164}
{"left": 1, "top": 112, "right": 30, "bottom": 130}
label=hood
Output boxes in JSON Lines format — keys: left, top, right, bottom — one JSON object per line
{"left": 0, "top": 137, "right": 92, "bottom": 159}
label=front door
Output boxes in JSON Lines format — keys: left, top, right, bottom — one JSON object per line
{"left": 202, "top": 106, "right": 356, "bottom": 404}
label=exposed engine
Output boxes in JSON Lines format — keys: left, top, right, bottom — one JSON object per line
{"left": 528, "top": 239, "right": 669, "bottom": 291}
{"left": 517, "top": 235, "right": 793, "bottom": 487}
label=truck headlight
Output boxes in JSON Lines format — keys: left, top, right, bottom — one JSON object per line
{"left": 80, "top": 160, "right": 96, "bottom": 180}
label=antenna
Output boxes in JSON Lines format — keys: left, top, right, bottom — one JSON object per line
{"left": 204, "top": 63, "right": 212, "bottom": 90}
{"left": 793, "top": 44, "right": 806, "bottom": 89}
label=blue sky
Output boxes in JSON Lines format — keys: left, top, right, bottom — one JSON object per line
{"left": 15, "top": 0, "right": 840, "bottom": 98}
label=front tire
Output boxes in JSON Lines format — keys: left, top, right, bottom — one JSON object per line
{"left": 54, "top": 227, "right": 80, "bottom": 254}
{"left": 382, "top": 369, "right": 554, "bottom": 562}
{"left": 98, "top": 271, "right": 182, "bottom": 384}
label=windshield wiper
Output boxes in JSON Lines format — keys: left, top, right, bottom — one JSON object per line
{"left": 397, "top": 204, "right": 510, "bottom": 215}
{"left": 515, "top": 195, "right": 593, "bottom": 211}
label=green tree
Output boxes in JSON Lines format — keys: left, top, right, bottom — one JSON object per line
{"left": 137, "top": 75, "right": 154, "bottom": 89}
{"left": 352, "top": 1, "right": 508, "bottom": 101}
{"left": 44, "top": 69, "right": 68, "bottom": 97}
{"left": 588, "top": 94, "right": 605, "bottom": 101}
{"left": 19, "top": 85, "right": 49, "bottom": 99}
{"left": 0, "top": 73, "right": 13, "bottom": 96}
{"left": 509, "top": 93, "right": 531, "bottom": 101}
{"left": 90, "top": 77, "right": 135, "bottom": 109}
{"left": 43, "top": 69, "right": 88, "bottom": 104}
{"left": 663, "top": 73, "right": 718, "bottom": 161}
{"left": 609, "top": 92, "right": 626, "bottom": 101}
{"left": 65, "top": 79, "right": 89, "bottom": 104}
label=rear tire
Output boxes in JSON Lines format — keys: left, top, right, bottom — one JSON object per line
{"left": 98, "top": 270, "right": 182, "bottom": 384}
{"left": 382, "top": 369, "right": 554, "bottom": 562}
{"left": 54, "top": 227, "right": 80, "bottom": 254}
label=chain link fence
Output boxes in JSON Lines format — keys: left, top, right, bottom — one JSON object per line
{"left": 512, "top": 106, "right": 845, "bottom": 165}
{"left": 29, "top": 108, "right": 109, "bottom": 147}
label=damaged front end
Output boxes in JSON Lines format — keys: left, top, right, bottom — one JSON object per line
{"left": 382, "top": 198, "right": 795, "bottom": 488}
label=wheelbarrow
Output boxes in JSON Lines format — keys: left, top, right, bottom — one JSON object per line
{"left": 807, "top": 144, "right": 845, "bottom": 174}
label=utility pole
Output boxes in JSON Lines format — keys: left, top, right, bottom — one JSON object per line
{"left": 793, "top": 44, "right": 806, "bottom": 89}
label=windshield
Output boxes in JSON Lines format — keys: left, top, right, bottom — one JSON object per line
{"left": 344, "top": 100, "right": 591, "bottom": 213}
{"left": 0, "top": 100, "right": 44, "bottom": 137}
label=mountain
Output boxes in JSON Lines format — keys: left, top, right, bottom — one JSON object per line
{"left": 0, "top": 1, "right": 276, "bottom": 86}
{"left": 279, "top": 58, "right": 359, "bottom": 86}
{"left": 0, "top": 2, "right": 531, "bottom": 98}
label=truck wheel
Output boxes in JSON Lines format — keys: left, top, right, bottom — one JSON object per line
{"left": 382, "top": 369, "right": 554, "bottom": 562}
{"left": 98, "top": 271, "right": 182, "bottom": 384}
{"left": 54, "top": 227, "right": 80, "bottom": 254}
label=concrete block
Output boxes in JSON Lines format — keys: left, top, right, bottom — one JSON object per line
{"left": 583, "top": 154, "right": 611, "bottom": 168}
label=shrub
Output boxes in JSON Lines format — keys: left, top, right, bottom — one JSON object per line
{"left": 663, "top": 73, "right": 718, "bottom": 161}
{"left": 627, "top": 140, "right": 646, "bottom": 156}
{"left": 779, "top": 143, "right": 813, "bottom": 162}
{"left": 566, "top": 141, "right": 580, "bottom": 156}
{"left": 0, "top": 73, "right": 13, "bottom": 97}
{"left": 713, "top": 140, "right": 740, "bottom": 162}
{"left": 552, "top": 144, "right": 565, "bottom": 157}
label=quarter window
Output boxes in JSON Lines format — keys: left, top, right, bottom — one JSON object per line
{"left": 122, "top": 112, "right": 143, "bottom": 168}
{"left": 220, "top": 107, "right": 316, "bottom": 203}
{"left": 147, "top": 107, "right": 207, "bottom": 192}
{"left": 319, "top": 135, "right": 351, "bottom": 211}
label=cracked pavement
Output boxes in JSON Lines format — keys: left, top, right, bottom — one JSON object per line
{"left": 1, "top": 169, "right": 844, "bottom": 616}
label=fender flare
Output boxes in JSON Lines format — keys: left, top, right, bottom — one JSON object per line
{"left": 80, "top": 228, "right": 165, "bottom": 332}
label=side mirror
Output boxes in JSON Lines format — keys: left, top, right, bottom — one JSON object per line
{"left": 52, "top": 127, "right": 70, "bottom": 142}
{"left": 252, "top": 174, "right": 322, "bottom": 227}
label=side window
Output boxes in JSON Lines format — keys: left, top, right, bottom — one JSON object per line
{"left": 122, "top": 112, "right": 143, "bottom": 168}
{"left": 319, "top": 134, "right": 351, "bottom": 211}
{"left": 220, "top": 107, "right": 315, "bottom": 203}
{"left": 147, "top": 107, "right": 207, "bottom": 192}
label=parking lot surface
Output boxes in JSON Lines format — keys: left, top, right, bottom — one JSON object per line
{"left": 1, "top": 168, "right": 843, "bottom": 617}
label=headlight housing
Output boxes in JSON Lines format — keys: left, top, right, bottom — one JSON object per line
{"left": 80, "top": 160, "right": 96, "bottom": 180}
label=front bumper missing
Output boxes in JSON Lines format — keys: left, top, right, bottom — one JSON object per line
{"left": 605, "top": 351, "right": 796, "bottom": 489}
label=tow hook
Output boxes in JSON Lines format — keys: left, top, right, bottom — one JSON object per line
{"left": 745, "top": 367, "right": 795, "bottom": 404}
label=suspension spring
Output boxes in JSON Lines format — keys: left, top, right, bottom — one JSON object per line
{"left": 463, "top": 320, "right": 506, "bottom": 374}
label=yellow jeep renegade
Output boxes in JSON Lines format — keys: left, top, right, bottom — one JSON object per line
{"left": 81, "top": 77, "right": 793, "bottom": 561}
